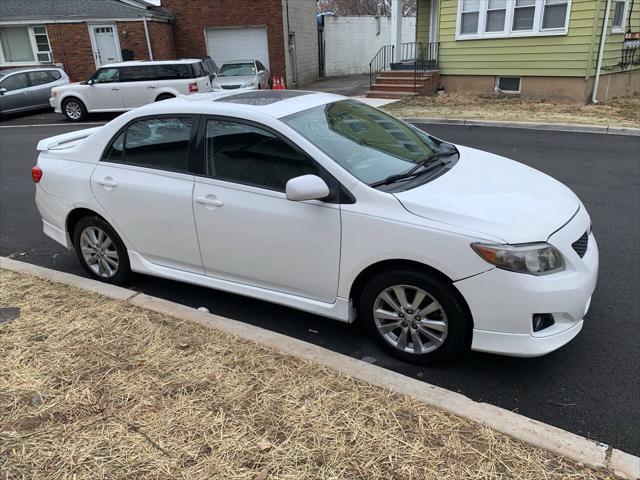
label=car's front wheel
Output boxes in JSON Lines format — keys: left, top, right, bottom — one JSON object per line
{"left": 62, "top": 97, "right": 87, "bottom": 121}
{"left": 358, "top": 269, "right": 471, "bottom": 364}
{"left": 73, "top": 216, "right": 130, "bottom": 285}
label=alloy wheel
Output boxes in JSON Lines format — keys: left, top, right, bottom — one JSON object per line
{"left": 65, "top": 101, "right": 82, "bottom": 120}
{"left": 373, "top": 285, "right": 448, "bottom": 354}
{"left": 79, "top": 226, "right": 119, "bottom": 278}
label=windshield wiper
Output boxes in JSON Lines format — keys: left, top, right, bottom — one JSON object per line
{"left": 369, "top": 151, "right": 455, "bottom": 187}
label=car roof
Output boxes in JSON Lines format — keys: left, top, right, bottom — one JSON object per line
{"left": 221, "top": 59, "right": 257, "bottom": 65}
{"left": 0, "top": 66, "right": 65, "bottom": 75}
{"left": 100, "top": 59, "right": 202, "bottom": 68}
{"left": 128, "top": 90, "right": 346, "bottom": 120}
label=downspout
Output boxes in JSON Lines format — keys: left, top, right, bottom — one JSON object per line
{"left": 592, "top": 0, "right": 612, "bottom": 104}
{"left": 143, "top": 15, "right": 154, "bottom": 61}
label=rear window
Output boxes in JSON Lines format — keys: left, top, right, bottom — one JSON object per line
{"left": 49, "top": 70, "right": 62, "bottom": 80}
{"left": 191, "top": 61, "right": 206, "bottom": 78}
{"left": 121, "top": 66, "right": 150, "bottom": 82}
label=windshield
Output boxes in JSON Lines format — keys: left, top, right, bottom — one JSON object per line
{"left": 218, "top": 63, "right": 256, "bottom": 76}
{"left": 283, "top": 99, "right": 451, "bottom": 186}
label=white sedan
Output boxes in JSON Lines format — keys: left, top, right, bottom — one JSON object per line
{"left": 33, "top": 90, "right": 598, "bottom": 364}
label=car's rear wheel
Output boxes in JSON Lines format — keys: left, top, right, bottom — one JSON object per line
{"left": 358, "top": 269, "right": 471, "bottom": 364}
{"left": 62, "top": 97, "right": 87, "bottom": 121}
{"left": 73, "top": 216, "right": 130, "bottom": 285}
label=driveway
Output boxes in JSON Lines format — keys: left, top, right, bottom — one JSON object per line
{"left": 302, "top": 74, "right": 370, "bottom": 96}
{"left": 1, "top": 118, "right": 638, "bottom": 456}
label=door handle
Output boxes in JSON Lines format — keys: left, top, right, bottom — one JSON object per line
{"left": 111, "top": 87, "right": 120, "bottom": 91}
{"left": 195, "top": 195, "right": 224, "bottom": 207}
{"left": 147, "top": 85, "right": 157, "bottom": 89}
{"left": 96, "top": 178, "right": 118, "bottom": 188}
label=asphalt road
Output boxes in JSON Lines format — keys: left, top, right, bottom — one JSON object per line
{"left": 1, "top": 114, "right": 639, "bottom": 455}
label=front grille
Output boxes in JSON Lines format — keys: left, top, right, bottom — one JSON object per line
{"left": 221, "top": 85, "right": 240, "bottom": 90}
{"left": 572, "top": 231, "right": 589, "bottom": 258}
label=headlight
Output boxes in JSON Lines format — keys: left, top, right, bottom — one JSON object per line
{"left": 51, "top": 91, "right": 58, "bottom": 98}
{"left": 471, "top": 242, "right": 565, "bottom": 275}
{"left": 242, "top": 79, "right": 258, "bottom": 88}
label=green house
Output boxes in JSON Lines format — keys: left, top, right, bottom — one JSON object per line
{"left": 377, "top": 0, "right": 639, "bottom": 102}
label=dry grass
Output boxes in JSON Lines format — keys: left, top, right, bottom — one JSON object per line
{"left": 383, "top": 93, "right": 640, "bottom": 129}
{"left": 0, "top": 269, "right": 615, "bottom": 480}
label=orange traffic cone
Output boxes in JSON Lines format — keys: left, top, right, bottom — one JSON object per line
{"left": 271, "top": 75, "right": 277, "bottom": 89}
{"left": 280, "top": 75, "right": 286, "bottom": 90}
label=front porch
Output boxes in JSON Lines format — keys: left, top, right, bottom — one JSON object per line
{"left": 367, "top": 0, "right": 440, "bottom": 98}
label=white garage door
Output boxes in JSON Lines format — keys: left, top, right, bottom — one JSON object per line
{"left": 205, "top": 27, "right": 270, "bottom": 69}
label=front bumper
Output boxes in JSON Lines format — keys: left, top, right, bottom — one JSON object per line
{"left": 50, "top": 97, "right": 61, "bottom": 112}
{"left": 455, "top": 207, "right": 598, "bottom": 357}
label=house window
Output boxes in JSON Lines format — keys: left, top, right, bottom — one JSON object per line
{"left": 496, "top": 76, "right": 521, "bottom": 93}
{"left": 456, "top": 0, "right": 572, "bottom": 39}
{"left": 486, "top": 0, "right": 507, "bottom": 32}
{"left": 0, "top": 25, "right": 52, "bottom": 65}
{"left": 513, "top": 0, "right": 536, "bottom": 30}
{"left": 542, "top": 0, "right": 569, "bottom": 29}
{"left": 461, "top": 0, "right": 480, "bottom": 34}
{"left": 612, "top": 0, "right": 628, "bottom": 33}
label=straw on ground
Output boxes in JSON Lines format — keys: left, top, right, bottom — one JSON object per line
{"left": 383, "top": 93, "right": 640, "bottom": 129}
{"left": 0, "top": 269, "right": 616, "bottom": 479}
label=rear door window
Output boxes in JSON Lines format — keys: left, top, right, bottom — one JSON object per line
{"left": 28, "top": 71, "right": 53, "bottom": 86}
{"left": 192, "top": 62, "right": 205, "bottom": 78}
{"left": 102, "top": 117, "right": 194, "bottom": 173}
{"left": 121, "top": 66, "right": 150, "bottom": 82}
{"left": 150, "top": 64, "right": 191, "bottom": 80}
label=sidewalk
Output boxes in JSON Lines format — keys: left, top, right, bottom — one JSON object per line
{"left": 0, "top": 267, "right": 621, "bottom": 480}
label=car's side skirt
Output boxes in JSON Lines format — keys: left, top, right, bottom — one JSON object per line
{"left": 128, "top": 251, "right": 353, "bottom": 323}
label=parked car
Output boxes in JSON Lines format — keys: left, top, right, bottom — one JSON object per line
{"left": 33, "top": 91, "right": 598, "bottom": 364}
{"left": 50, "top": 59, "right": 211, "bottom": 121}
{"left": 210, "top": 59, "right": 270, "bottom": 91}
{"left": 202, "top": 56, "right": 219, "bottom": 82}
{"left": 0, "top": 67, "right": 69, "bottom": 116}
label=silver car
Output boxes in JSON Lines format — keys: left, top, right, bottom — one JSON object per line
{"left": 0, "top": 67, "right": 69, "bottom": 116}
{"left": 210, "top": 59, "right": 270, "bottom": 91}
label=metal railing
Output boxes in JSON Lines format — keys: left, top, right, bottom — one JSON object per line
{"left": 369, "top": 42, "right": 438, "bottom": 88}
{"left": 369, "top": 45, "right": 394, "bottom": 86}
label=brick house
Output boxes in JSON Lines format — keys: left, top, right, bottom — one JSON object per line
{"left": 0, "top": 0, "right": 318, "bottom": 87}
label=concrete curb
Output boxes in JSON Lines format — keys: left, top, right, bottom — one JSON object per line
{"left": 2, "top": 256, "right": 638, "bottom": 480}
{"left": 401, "top": 117, "right": 640, "bottom": 137}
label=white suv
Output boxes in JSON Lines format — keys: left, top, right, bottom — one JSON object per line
{"left": 50, "top": 59, "right": 211, "bottom": 121}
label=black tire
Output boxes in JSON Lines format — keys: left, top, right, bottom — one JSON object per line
{"left": 73, "top": 216, "right": 130, "bottom": 285}
{"left": 358, "top": 269, "right": 471, "bottom": 364}
{"left": 62, "top": 97, "right": 87, "bottom": 122}
{"left": 155, "top": 93, "right": 175, "bottom": 102}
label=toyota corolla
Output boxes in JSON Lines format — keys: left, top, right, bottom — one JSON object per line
{"left": 33, "top": 90, "right": 598, "bottom": 363}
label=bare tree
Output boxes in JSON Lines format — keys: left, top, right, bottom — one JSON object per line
{"left": 317, "top": 0, "right": 416, "bottom": 16}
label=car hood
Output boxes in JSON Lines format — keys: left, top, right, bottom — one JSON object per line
{"left": 212, "top": 75, "right": 255, "bottom": 86}
{"left": 393, "top": 146, "right": 580, "bottom": 243}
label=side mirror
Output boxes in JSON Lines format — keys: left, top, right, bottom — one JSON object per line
{"left": 87, "top": 79, "right": 95, "bottom": 85}
{"left": 286, "top": 175, "right": 330, "bottom": 202}
{"left": 0, "top": 87, "right": 6, "bottom": 95}
{"left": 258, "top": 69, "right": 265, "bottom": 74}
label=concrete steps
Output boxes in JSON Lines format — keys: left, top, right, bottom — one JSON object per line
{"left": 366, "top": 69, "right": 440, "bottom": 99}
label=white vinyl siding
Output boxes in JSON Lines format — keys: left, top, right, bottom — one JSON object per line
{"left": 455, "top": 0, "right": 572, "bottom": 39}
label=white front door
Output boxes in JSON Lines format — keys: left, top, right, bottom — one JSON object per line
{"left": 90, "top": 25, "right": 121, "bottom": 67}
{"left": 192, "top": 118, "right": 341, "bottom": 302}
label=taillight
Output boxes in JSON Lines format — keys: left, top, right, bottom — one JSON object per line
{"left": 32, "top": 166, "right": 43, "bottom": 183}
{"left": 188, "top": 82, "right": 198, "bottom": 93}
